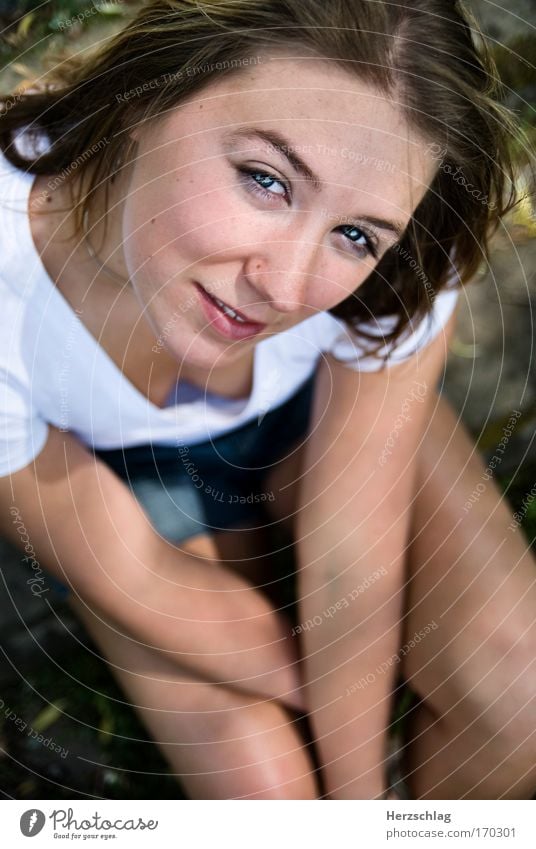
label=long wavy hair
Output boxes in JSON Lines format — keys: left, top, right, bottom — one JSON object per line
{"left": 0, "top": 0, "right": 523, "bottom": 362}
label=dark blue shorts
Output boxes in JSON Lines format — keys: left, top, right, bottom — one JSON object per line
{"left": 49, "top": 373, "right": 316, "bottom": 598}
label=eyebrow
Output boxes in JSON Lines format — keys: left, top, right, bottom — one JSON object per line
{"left": 223, "top": 126, "right": 406, "bottom": 242}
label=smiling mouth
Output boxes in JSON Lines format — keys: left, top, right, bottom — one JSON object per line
{"left": 199, "top": 285, "right": 266, "bottom": 327}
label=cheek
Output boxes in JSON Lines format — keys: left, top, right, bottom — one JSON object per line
{"left": 124, "top": 167, "right": 256, "bottom": 279}
{"left": 310, "top": 263, "right": 373, "bottom": 314}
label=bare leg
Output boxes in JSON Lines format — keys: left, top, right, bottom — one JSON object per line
{"left": 262, "top": 392, "right": 536, "bottom": 799}
{"left": 102, "top": 394, "right": 534, "bottom": 800}
{"left": 68, "top": 532, "right": 320, "bottom": 800}
{"left": 400, "top": 393, "right": 536, "bottom": 799}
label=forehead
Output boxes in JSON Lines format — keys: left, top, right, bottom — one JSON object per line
{"left": 150, "top": 54, "right": 436, "bottom": 211}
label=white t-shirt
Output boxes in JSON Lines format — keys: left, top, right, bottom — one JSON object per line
{"left": 0, "top": 146, "right": 460, "bottom": 477}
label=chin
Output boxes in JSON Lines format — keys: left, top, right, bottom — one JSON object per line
{"left": 162, "top": 332, "right": 241, "bottom": 368}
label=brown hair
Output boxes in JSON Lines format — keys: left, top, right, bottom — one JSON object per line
{"left": 0, "top": 0, "right": 523, "bottom": 363}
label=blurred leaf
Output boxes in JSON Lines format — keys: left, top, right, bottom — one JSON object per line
{"left": 3, "top": 33, "right": 22, "bottom": 47}
{"left": 510, "top": 191, "right": 536, "bottom": 237}
{"left": 16, "top": 11, "right": 34, "bottom": 40}
{"left": 11, "top": 61, "right": 33, "bottom": 77}
{"left": 94, "top": 692, "right": 116, "bottom": 745}
{"left": 98, "top": 712, "right": 115, "bottom": 744}
{"left": 30, "top": 699, "right": 68, "bottom": 733}
{"left": 449, "top": 336, "right": 481, "bottom": 359}
{"left": 95, "top": 2, "right": 125, "bottom": 15}
{"left": 18, "top": 778, "right": 37, "bottom": 796}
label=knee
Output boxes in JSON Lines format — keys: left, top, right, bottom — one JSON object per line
{"left": 442, "top": 624, "right": 536, "bottom": 767}
{"left": 412, "top": 612, "right": 536, "bottom": 750}
{"left": 225, "top": 701, "right": 319, "bottom": 799}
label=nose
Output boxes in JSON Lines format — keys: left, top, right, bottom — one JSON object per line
{"left": 243, "top": 234, "right": 321, "bottom": 315}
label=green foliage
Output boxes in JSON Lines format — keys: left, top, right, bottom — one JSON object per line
{"left": 0, "top": 1, "right": 131, "bottom": 71}
{"left": 491, "top": 35, "right": 536, "bottom": 135}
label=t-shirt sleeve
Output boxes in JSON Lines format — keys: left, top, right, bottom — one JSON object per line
{"left": 328, "top": 282, "right": 460, "bottom": 372}
{"left": 0, "top": 274, "right": 49, "bottom": 477}
{"left": 0, "top": 367, "right": 49, "bottom": 477}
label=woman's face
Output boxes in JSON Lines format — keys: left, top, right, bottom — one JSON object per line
{"left": 118, "top": 54, "right": 436, "bottom": 369}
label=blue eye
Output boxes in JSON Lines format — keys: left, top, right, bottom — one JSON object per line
{"left": 251, "top": 172, "right": 286, "bottom": 195}
{"left": 238, "top": 167, "right": 289, "bottom": 201}
{"left": 339, "top": 224, "right": 377, "bottom": 259}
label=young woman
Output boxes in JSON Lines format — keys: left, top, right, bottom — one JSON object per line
{"left": 1, "top": 0, "right": 534, "bottom": 800}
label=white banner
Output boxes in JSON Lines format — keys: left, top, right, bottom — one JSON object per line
{"left": 0, "top": 800, "right": 534, "bottom": 848}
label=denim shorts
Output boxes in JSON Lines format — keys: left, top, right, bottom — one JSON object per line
{"left": 49, "top": 373, "right": 317, "bottom": 598}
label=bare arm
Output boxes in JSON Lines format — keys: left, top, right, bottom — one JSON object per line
{"left": 295, "top": 311, "right": 457, "bottom": 798}
{"left": 0, "top": 426, "right": 303, "bottom": 710}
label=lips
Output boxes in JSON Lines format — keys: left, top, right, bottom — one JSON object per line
{"left": 195, "top": 283, "right": 267, "bottom": 341}
{"left": 205, "top": 289, "right": 262, "bottom": 324}
{"left": 198, "top": 284, "right": 266, "bottom": 327}
{"left": 205, "top": 289, "right": 266, "bottom": 327}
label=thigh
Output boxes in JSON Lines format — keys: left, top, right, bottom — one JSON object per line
{"left": 67, "top": 591, "right": 320, "bottom": 799}
{"left": 400, "top": 394, "right": 536, "bottom": 730}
